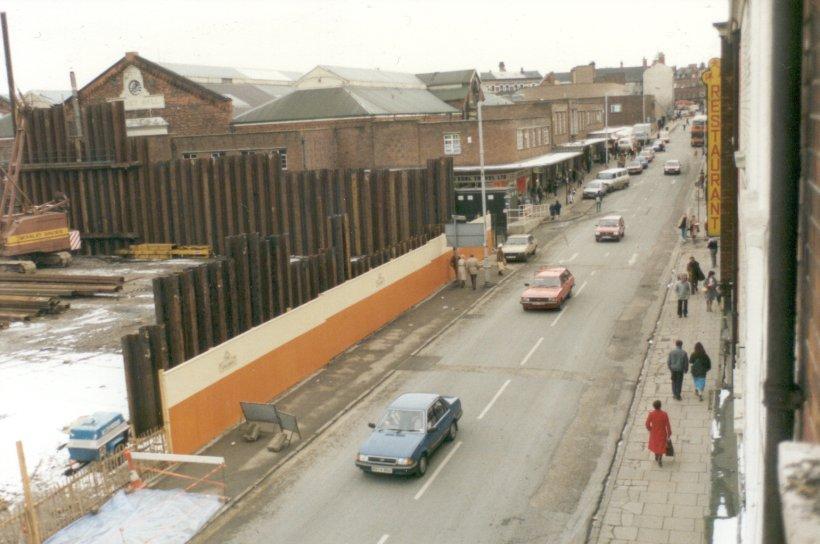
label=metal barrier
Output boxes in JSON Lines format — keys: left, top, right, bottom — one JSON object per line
{"left": 506, "top": 203, "right": 552, "bottom": 224}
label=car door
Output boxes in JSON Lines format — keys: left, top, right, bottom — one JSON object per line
{"left": 619, "top": 218, "right": 625, "bottom": 236}
{"left": 427, "top": 400, "right": 449, "bottom": 450}
{"left": 527, "top": 234, "right": 536, "bottom": 254}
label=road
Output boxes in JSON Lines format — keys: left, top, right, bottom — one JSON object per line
{"left": 203, "top": 129, "right": 699, "bottom": 544}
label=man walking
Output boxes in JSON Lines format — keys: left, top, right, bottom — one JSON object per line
{"left": 595, "top": 193, "right": 603, "bottom": 213}
{"left": 678, "top": 214, "right": 688, "bottom": 242}
{"left": 495, "top": 244, "right": 506, "bottom": 276}
{"left": 667, "top": 340, "right": 689, "bottom": 401}
{"left": 707, "top": 237, "right": 719, "bottom": 268}
{"left": 466, "top": 254, "right": 480, "bottom": 290}
{"left": 675, "top": 273, "right": 691, "bottom": 318}
{"left": 687, "top": 256, "right": 705, "bottom": 294}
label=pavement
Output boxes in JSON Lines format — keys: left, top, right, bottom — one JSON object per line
{"left": 589, "top": 180, "right": 722, "bottom": 544}
{"left": 189, "top": 123, "right": 699, "bottom": 544}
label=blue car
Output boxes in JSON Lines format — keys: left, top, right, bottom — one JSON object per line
{"left": 356, "top": 393, "right": 463, "bottom": 476}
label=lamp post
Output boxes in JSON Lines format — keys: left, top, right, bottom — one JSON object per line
{"left": 477, "top": 99, "right": 491, "bottom": 287}
{"left": 604, "top": 94, "right": 609, "bottom": 164}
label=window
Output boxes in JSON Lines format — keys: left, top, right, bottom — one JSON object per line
{"left": 272, "top": 147, "right": 288, "bottom": 170}
{"left": 610, "top": 104, "right": 622, "bottom": 113}
{"left": 517, "top": 130, "right": 524, "bottom": 150}
{"left": 182, "top": 152, "right": 198, "bottom": 160}
{"left": 444, "top": 133, "right": 462, "bottom": 155}
{"left": 210, "top": 151, "right": 225, "bottom": 159}
{"left": 517, "top": 125, "right": 551, "bottom": 150}
{"left": 542, "top": 126, "right": 550, "bottom": 145}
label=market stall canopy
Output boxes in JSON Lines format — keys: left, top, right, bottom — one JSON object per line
{"left": 453, "top": 151, "right": 582, "bottom": 173}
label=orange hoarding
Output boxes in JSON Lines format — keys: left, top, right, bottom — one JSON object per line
{"left": 701, "top": 58, "right": 721, "bottom": 236}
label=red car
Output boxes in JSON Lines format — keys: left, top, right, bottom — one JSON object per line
{"left": 595, "top": 215, "right": 625, "bottom": 242}
{"left": 520, "top": 267, "right": 575, "bottom": 310}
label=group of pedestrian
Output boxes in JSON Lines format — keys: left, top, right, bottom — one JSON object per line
{"left": 647, "top": 340, "right": 713, "bottom": 466}
{"left": 677, "top": 213, "right": 700, "bottom": 242}
{"left": 674, "top": 256, "right": 721, "bottom": 317}
{"left": 450, "top": 249, "right": 481, "bottom": 290}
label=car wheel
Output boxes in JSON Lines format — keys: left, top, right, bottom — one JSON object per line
{"left": 567, "top": 288, "right": 573, "bottom": 299}
{"left": 417, "top": 454, "right": 428, "bottom": 477}
{"left": 446, "top": 421, "right": 458, "bottom": 442}
{"left": 595, "top": 236, "right": 601, "bottom": 242}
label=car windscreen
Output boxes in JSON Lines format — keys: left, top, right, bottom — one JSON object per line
{"left": 667, "top": 161, "right": 680, "bottom": 166}
{"left": 587, "top": 181, "right": 603, "bottom": 189}
{"left": 506, "top": 237, "right": 528, "bottom": 245}
{"left": 378, "top": 409, "right": 425, "bottom": 432}
{"left": 531, "top": 276, "right": 561, "bottom": 288}
{"left": 600, "top": 219, "right": 620, "bottom": 227}
{"left": 597, "top": 172, "right": 616, "bottom": 179}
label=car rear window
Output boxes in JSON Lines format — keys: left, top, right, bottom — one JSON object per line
{"left": 532, "top": 277, "right": 561, "bottom": 288}
{"left": 600, "top": 219, "right": 620, "bottom": 227}
{"left": 507, "top": 237, "right": 528, "bottom": 245}
{"left": 598, "top": 172, "right": 616, "bottom": 179}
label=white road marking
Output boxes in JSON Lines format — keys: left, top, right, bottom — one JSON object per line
{"left": 477, "top": 380, "right": 511, "bottom": 420}
{"left": 628, "top": 253, "right": 639, "bottom": 266}
{"left": 566, "top": 252, "right": 579, "bottom": 262}
{"left": 590, "top": 270, "right": 597, "bottom": 276}
{"left": 414, "top": 441, "right": 463, "bottom": 500}
{"left": 671, "top": 179, "right": 677, "bottom": 185}
{"left": 377, "top": 535, "right": 390, "bottom": 544}
{"left": 550, "top": 310, "right": 564, "bottom": 327}
{"left": 575, "top": 281, "right": 588, "bottom": 296}
{"left": 605, "top": 251, "right": 611, "bottom": 257}
{"left": 519, "top": 337, "right": 544, "bottom": 366}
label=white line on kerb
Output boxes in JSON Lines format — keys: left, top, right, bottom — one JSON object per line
{"left": 414, "top": 441, "right": 463, "bottom": 500}
{"left": 628, "top": 253, "right": 639, "bottom": 266}
{"left": 477, "top": 380, "right": 511, "bottom": 420}
{"left": 575, "top": 281, "right": 588, "bottom": 296}
{"left": 550, "top": 311, "right": 564, "bottom": 327}
{"left": 376, "top": 535, "right": 390, "bottom": 544}
{"left": 520, "top": 337, "right": 544, "bottom": 366}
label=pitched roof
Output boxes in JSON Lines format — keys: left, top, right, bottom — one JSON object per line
{"left": 481, "top": 69, "right": 542, "bottom": 81}
{"left": 307, "top": 65, "right": 426, "bottom": 88}
{"left": 482, "top": 92, "right": 514, "bottom": 106}
{"left": 594, "top": 66, "right": 646, "bottom": 83}
{"left": 233, "top": 86, "right": 457, "bottom": 124}
{"left": 199, "top": 82, "right": 295, "bottom": 116}
{"left": 157, "top": 62, "right": 300, "bottom": 84}
{"left": 79, "top": 53, "right": 230, "bottom": 104}
{"left": 416, "top": 70, "right": 475, "bottom": 87}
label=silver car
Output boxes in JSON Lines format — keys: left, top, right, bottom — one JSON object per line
{"left": 502, "top": 234, "right": 537, "bottom": 261}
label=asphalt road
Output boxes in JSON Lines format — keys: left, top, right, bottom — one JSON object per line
{"left": 204, "top": 129, "right": 699, "bottom": 544}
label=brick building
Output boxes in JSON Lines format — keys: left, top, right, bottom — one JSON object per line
{"left": 416, "top": 69, "right": 482, "bottom": 119}
{"left": 674, "top": 63, "right": 707, "bottom": 107}
{"left": 77, "top": 52, "right": 232, "bottom": 137}
{"left": 480, "top": 62, "right": 542, "bottom": 95}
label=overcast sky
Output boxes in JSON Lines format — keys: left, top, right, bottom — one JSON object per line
{"left": 0, "top": 0, "right": 726, "bottom": 91}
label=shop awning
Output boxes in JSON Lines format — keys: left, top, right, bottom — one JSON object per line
{"left": 559, "top": 137, "right": 607, "bottom": 148}
{"left": 453, "top": 151, "right": 582, "bottom": 173}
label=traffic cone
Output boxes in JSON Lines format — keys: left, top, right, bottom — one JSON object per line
{"left": 124, "top": 450, "right": 145, "bottom": 492}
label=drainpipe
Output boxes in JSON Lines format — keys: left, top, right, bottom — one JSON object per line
{"left": 761, "top": 2, "right": 802, "bottom": 542}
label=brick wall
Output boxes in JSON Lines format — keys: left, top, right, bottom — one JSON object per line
{"left": 605, "top": 94, "right": 657, "bottom": 125}
{"left": 797, "top": 0, "right": 820, "bottom": 442}
{"left": 80, "top": 60, "right": 232, "bottom": 137}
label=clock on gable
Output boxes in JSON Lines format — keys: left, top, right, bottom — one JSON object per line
{"left": 127, "top": 79, "right": 143, "bottom": 96}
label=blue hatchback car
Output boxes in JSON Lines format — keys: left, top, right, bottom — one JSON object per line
{"left": 355, "top": 393, "right": 463, "bottom": 477}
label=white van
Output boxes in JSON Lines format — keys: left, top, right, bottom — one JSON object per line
{"left": 596, "top": 168, "right": 630, "bottom": 191}
{"left": 617, "top": 138, "right": 635, "bottom": 152}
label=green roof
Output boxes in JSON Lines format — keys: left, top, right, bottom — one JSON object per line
{"left": 234, "top": 86, "right": 457, "bottom": 124}
{"left": 416, "top": 70, "right": 475, "bottom": 87}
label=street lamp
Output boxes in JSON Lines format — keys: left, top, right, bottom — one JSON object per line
{"left": 477, "top": 99, "right": 491, "bottom": 287}
{"left": 604, "top": 94, "right": 610, "bottom": 164}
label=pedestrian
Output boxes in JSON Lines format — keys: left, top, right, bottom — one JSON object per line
{"left": 549, "top": 202, "right": 556, "bottom": 220}
{"left": 707, "top": 237, "right": 719, "bottom": 268}
{"left": 687, "top": 256, "right": 705, "bottom": 294}
{"left": 466, "top": 254, "right": 480, "bottom": 290}
{"left": 667, "top": 339, "right": 689, "bottom": 401}
{"left": 457, "top": 254, "right": 467, "bottom": 288}
{"left": 705, "top": 270, "right": 719, "bottom": 312}
{"left": 645, "top": 400, "right": 672, "bottom": 466}
{"left": 678, "top": 214, "right": 688, "bottom": 242}
{"left": 449, "top": 248, "right": 459, "bottom": 284}
{"left": 495, "top": 244, "right": 506, "bottom": 276}
{"left": 554, "top": 199, "right": 562, "bottom": 217}
{"left": 690, "top": 342, "right": 712, "bottom": 401}
{"left": 675, "top": 273, "right": 691, "bottom": 318}
{"left": 595, "top": 193, "right": 603, "bottom": 213}
{"left": 569, "top": 188, "right": 575, "bottom": 204}
{"left": 688, "top": 214, "right": 699, "bottom": 241}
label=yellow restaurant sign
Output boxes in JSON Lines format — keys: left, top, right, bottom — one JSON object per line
{"left": 701, "top": 58, "right": 721, "bottom": 236}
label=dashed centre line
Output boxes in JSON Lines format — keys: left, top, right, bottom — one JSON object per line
{"left": 376, "top": 535, "right": 390, "bottom": 544}
{"left": 414, "top": 441, "right": 462, "bottom": 500}
{"left": 477, "top": 380, "right": 511, "bottom": 420}
{"left": 519, "top": 337, "right": 544, "bottom": 366}
{"left": 550, "top": 310, "right": 564, "bottom": 327}
{"left": 575, "top": 280, "right": 588, "bottom": 296}
{"left": 628, "top": 252, "right": 639, "bottom": 266}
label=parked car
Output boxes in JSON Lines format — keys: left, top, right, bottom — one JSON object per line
{"left": 659, "top": 129, "right": 670, "bottom": 143}
{"left": 583, "top": 180, "right": 608, "bottom": 199}
{"left": 664, "top": 159, "right": 682, "bottom": 175}
{"left": 637, "top": 155, "right": 649, "bottom": 169}
{"left": 595, "top": 215, "right": 626, "bottom": 242}
{"left": 617, "top": 137, "right": 635, "bottom": 153}
{"left": 502, "top": 234, "right": 537, "bottom": 261}
{"left": 520, "top": 267, "right": 575, "bottom": 310}
{"left": 639, "top": 148, "right": 655, "bottom": 162}
{"left": 596, "top": 167, "right": 630, "bottom": 191}
{"left": 626, "top": 160, "right": 644, "bottom": 175}
{"left": 652, "top": 140, "right": 666, "bottom": 152}
{"left": 355, "top": 393, "right": 463, "bottom": 476}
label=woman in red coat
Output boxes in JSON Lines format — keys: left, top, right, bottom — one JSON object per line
{"left": 645, "top": 400, "right": 671, "bottom": 467}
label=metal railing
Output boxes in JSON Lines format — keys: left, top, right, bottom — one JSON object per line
{"left": 506, "top": 203, "right": 552, "bottom": 224}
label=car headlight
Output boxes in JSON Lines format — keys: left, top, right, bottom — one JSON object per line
{"left": 356, "top": 453, "right": 368, "bottom": 462}
{"left": 522, "top": 297, "right": 530, "bottom": 302}
{"left": 395, "top": 458, "right": 413, "bottom": 466}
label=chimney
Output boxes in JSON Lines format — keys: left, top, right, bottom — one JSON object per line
{"left": 125, "top": 51, "right": 139, "bottom": 61}
{"left": 620, "top": 61, "right": 623, "bottom": 68}
{"left": 642, "top": 57, "right": 648, "bottom": 68}
{"left": 520, "top": 67, "right": 524, "bottom": 74}
{"left": 658, "top": 52, "right": 666, "bottom": 64}
{"left": 499, "top": 61, "right": 506, "bottom": 72}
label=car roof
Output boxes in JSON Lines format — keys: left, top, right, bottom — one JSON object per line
{"left": 507, "top": 234, "right": 529, "bottom": 240}
{"left": 535, "top": 267, "right": 567, "bottom": 277}
{"left": 389, "top": 393, "right": 439, "bottom": 410}
{"left": 599, "top": 168, "right": 626, "bottom": 174}
{"left": 666, "top": 159, "right": 680, "bottom": 163}
{"left": 601, "top": 215, "right": 622, "bottom": 221}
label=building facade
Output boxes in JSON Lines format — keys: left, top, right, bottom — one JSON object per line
{"left": 642, "top": 53, "right": 675, "bottom": 119}
{"left": 480, "top": 62, "right": 542, "bottom": 95}
{"left": 674, "top": 63, "right": 707, "bottom": 107}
